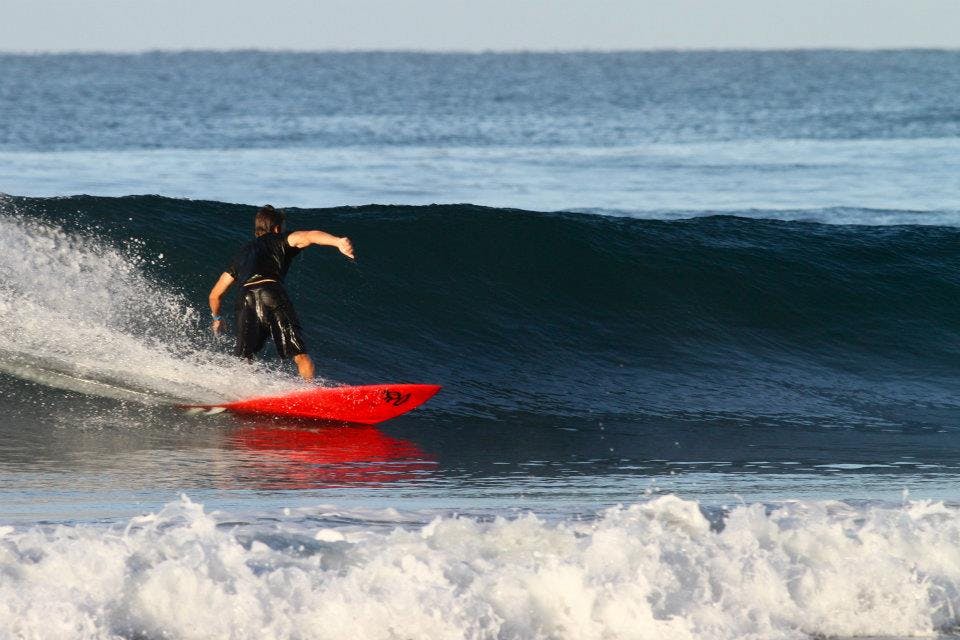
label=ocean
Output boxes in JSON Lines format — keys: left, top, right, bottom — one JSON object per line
{"left": 2, "top": 50, "right": 960, "bottom": 638}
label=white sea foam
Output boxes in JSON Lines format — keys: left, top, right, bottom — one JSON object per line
{"left": 0, "top": 206, "right": 302, "bottom": 404}
{"left": 1, "top": 495, "right": 959, "bottom": 639}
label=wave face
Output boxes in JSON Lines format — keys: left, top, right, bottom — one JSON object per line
{"left": 3, "top": 495, "right": 960, "bottom": 639}
{"left": 5, "top": 194, "right": 960, "bottom": 430}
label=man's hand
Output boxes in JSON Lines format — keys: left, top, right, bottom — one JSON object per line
{"left": 338, "top": 237, "right": 355, "bottom": 260}
{"left": 209, "top": 272, "right": 235, "bottom": 336}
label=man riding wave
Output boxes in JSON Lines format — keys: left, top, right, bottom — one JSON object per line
{"left": 208, "top": 205, "right": 354, "bottom": 379}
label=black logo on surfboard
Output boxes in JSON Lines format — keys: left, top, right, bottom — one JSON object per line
{"left": 384, "top": 390, "right": 411, "bottom": 406}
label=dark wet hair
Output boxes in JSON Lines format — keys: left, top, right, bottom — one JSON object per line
{"left": 254, "top": 204, "right": 285, "bottom": 237}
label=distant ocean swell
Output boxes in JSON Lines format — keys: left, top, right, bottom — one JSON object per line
{"left": 3, "top": 194, "right": 960, "bottom": 427}
{"left": 1, "top": 495, "right": 960, "bottom": 639}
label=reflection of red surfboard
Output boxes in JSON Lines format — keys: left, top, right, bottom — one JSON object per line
{"left": 228, "top": 423, "right": 435, "bottom": 488}
{"left": 180, "top": 383, "right": 441, "bottom": 424}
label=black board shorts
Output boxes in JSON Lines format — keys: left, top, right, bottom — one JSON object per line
{"left": 234, "top": 282, "right": 307, "bottom": 359}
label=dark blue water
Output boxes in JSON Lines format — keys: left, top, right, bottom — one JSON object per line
{"left": 3, "top": 51, "right": 960, "bottom": 639}
{"left": 4, "top": 50, "right": 960, "bottom": 150}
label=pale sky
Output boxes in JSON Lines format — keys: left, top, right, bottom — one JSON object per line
{"left": 3, "top": 0, "right": 960, "bottom": 52}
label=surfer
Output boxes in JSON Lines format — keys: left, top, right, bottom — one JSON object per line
{"left": 207, "top": 204, "right": 355, "bottom": 380}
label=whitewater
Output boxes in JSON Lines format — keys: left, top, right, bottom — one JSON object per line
{"left": 5, "top": 495, "right": 960, "bottom": 639}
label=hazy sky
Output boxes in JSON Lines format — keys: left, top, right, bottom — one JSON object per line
{"left": 4, "top": 0, "right": 960, "bottom": 52}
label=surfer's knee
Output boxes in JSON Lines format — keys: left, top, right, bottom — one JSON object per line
{"left": 293, "top": 353, "right": 314, "bottom": 380}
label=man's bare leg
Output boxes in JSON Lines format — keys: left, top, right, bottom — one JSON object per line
{"left": 293, "top": 353, "right": 315, "bottom": 380}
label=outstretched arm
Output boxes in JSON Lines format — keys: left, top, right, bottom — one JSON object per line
{"left": 208, "top": 271, "right": 235, "bottom": 335}
{"left": 287, "top": 230, "right": 355, "bottom": 259}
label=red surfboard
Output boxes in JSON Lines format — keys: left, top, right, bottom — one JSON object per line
{"left": 180, "top": 383, "right": 441, "bottom": 425}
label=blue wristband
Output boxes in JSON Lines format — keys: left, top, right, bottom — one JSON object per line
{"left": 212, "top": 314, "right": 222, "bottom": 321}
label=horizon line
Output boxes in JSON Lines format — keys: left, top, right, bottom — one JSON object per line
{"left": 2, "top": 45, "right": 960, "bottom": 56}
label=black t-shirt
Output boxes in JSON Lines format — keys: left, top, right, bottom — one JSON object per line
{"left": 227, "top": 231, "right": 303, "bottom": 286}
